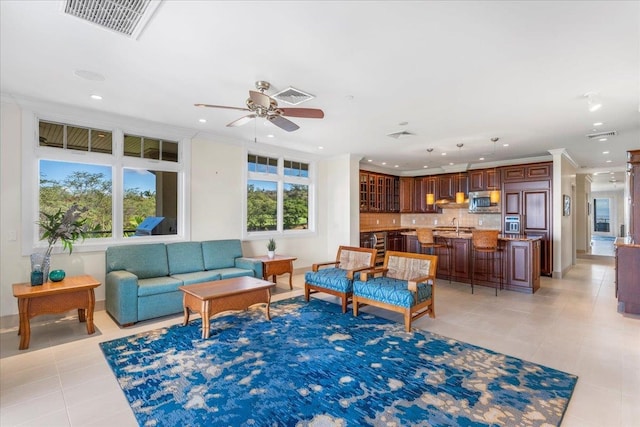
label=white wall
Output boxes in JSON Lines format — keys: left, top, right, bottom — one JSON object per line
{"left": 0, "top": 99, "right": 353, "bottom": 317}
{"left": 551, "top": 149, "right": 577, "bottom": 277}
{"left": 575, "top": 174, "right": 592, "bottom": 253}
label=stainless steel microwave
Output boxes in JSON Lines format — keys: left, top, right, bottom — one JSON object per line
{"left": 468, "top": 191, "right": 501, "bottom": 213}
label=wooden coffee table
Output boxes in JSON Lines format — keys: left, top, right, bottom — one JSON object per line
{"left": 179, "top": 276, "right": 275, "bottom": 339}
{"left": 249, "top": 255, "right": 297, "bottom": 289}
{"left": 12, "top": 275, "right": 101, "bottom": 350}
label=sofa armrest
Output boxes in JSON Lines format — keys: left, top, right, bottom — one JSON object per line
{"left": 235, "top": 257, "right": 263, "bottom": 278}
{"left": 360, "top": 267, "right": 389, "bottom": 281}
{"left": 105, "top": 270, "right": 139, "bottom": 326}
{"left": 407, "top": 274, "right": 436, "bottom": 292}
{"left": 312, "top": 261, "right": 339, "bottom": 272}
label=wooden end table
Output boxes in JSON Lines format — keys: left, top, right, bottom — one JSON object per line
{"left": 249, "top": 255, "right": 297, "bottom": 289}
{"left": 179, "top": 276, "right": 275, "bottom": 339}
{"left": 12, "top": 274, "right": 101, "bottom": 350}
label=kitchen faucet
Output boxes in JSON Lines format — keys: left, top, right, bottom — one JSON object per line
{"left": 451, "top": 217, "right": 459, "bottom": 234}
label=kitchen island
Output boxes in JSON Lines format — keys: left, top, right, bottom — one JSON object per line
{"left": 361, "top": 227, "right": 541, "bottom": 294}
{"left": 614, "top": 238, "right": 640, "bottom": 314}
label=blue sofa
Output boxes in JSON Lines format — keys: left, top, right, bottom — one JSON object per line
{"left": 105, "top": 240, "right": 263, "bottom": 326}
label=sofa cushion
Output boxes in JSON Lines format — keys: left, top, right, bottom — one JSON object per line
{"left": 202, "top": 239, "right": 243, "bottom": 270}
{"left": 171, "top": 271, "right": 221, "bottom": 285}
{"left": 305, "top": 268, "right": 358, "bottom": 293}
{"left": 353, "top": 277, "right": 432, "bottom": 308}
{"left": 137, "top": 276, "right": 184, "bottom": 297}
{"left": 167, "top": 242, "right": 205, "bottom": 274}
{"left": 106, "top": 243, "right": 169, "bottom": 279}
{"left": 216, "top": 268, "right": 255, "bottom": 280}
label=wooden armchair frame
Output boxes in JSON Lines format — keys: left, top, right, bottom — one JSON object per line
{"left": 304, "top": 246, "right": 377, "bottom": 313}
{"left": 353, "top": 251, "right": 438, "bottom": 332}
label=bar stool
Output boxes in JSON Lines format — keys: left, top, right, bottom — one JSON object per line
{"left": 416, "top": 228, "right": 451, "bottom": 283}
{"left": 471, "top": 230, "right": 502, "bottom": 296}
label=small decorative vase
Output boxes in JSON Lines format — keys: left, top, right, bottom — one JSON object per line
{"left": 30, "top": 253, "right": 51, "bottom": 286}
{"left": 49, "top": 269, "right": 66, "bottom": 282}
{"left": 267, "top": 250, "right": 275, "bottom": 259}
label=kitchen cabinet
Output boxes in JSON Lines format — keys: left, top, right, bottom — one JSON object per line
{"left": 387, "top": 231, "right": 405, "bottom": 252}
{"left": 501, "top": 162, "right": 551, "bottom": 182}
{"left": 504, "top": 239, "right": 541, "bottom": 293}
{"left": 616, "top": 244, "right": 640, "bottom": 314}
{"left": 359, "top": 171, "right": 399, "bottom": 212}
{"left": 469, "top": 169, "right": 501, "bottom": 192}
{"left": 437, "top": 173, "right": 468, "bottom": 201}
{"left": 628, "top": 150, "right": 640, "bottom": 243}
{"left": 399, "top": 177, "right": 414, "bottom": 213}
{"left": 405, "top": 235, "right": 420, "bottom": 254}
{"left": 503, "top": 178, "right": 552, "bottom": 276}
{"left": 414, "top": 176, "right": 439, "bottom": 213}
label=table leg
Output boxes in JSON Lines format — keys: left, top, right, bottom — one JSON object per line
{"left": 201, "top": 300, "right": 210, "bottom": 339}
{"left": 182, "top": 294, "right": 190, "bottom": 326}
{"left": 288, "top": 272, "right": 293, "bottom": 290}
{"left": 18, "top": 298, "right": 30, "bottom": 350}
{"left": 86, "top": 289, "right": 96, "bottom": 335}
{"left": 264, "top": 289, "right": 272, "bottom": 320}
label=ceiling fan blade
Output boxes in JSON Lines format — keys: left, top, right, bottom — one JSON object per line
{"left": 249, "top": 91, "right": 273, "bottom": 109}
{"left": 194, "top": 103, "right": 250, "bottom": 112}
{"left": 268, "top": 115, "right": 300, "bottom": 132}
{"left": 227, "top": 114, "right": 257, "bottom": 127}
{"left": 278, "top": 108, "right": 325, "bottom": 119}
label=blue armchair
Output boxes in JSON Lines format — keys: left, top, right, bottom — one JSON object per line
{"left": 353, "top": 251, "right": 438, "bottom": 332}
{"left": 304, "top": 246, "right": 377, "bottom": 313}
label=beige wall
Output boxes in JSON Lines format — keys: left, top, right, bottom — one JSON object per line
{"left": 0, "top": 100, "right": 352, "bottom": 317}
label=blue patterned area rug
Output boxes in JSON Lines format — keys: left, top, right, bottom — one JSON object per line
{"left": 100, "top": 297, "right": 577, "bottom": 426}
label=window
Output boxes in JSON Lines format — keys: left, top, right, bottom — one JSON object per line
{"left": 246, "top": 153, "right": 314, "bottom": 236}
{"left": 593, "top": 198, "right": 611, "bottom": 233}
{"left": 28, "top": 117, "right": 188, "bottom": 254}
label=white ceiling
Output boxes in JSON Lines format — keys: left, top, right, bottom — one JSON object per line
{"left": 1, "top": 1, "right": 638, "bottom": 191}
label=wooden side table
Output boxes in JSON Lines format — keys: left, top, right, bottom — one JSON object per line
{"left": 12, "top": 274, "right": 101, "bottom": 350}
{"left": 249, "top": 255, "right": 297, "bottom": 289}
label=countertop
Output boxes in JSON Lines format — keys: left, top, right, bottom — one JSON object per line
{"left": 615, "top": 237, "right": 640, "bottom": 248}
{"left": 361, "top": 227, "right": 541, "bottom": 241}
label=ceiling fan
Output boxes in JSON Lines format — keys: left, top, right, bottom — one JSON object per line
{"left": 195, "top": 81, "right": 324, "bottom": 132}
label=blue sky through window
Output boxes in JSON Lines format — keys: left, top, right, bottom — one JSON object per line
{"left": 40, "top": 160, "right": 155, "bottom": 192}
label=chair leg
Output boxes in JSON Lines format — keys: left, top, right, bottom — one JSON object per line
{"left": 404, "top": 311, "right": 412, "bottom": 332}
{"left": 304, "top": 284, "right": 310, "bottom": 301}
{"left": 353, "top": 298, "right": 359, "bottom": 317}
{"left": 341, "top": 296, "right": 348, "bottom": 314}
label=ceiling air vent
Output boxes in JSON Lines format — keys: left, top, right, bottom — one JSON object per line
{"left": 386, "top": 131, "right": 415, "bottom": 139}
{"left": 272, "top": 87, "right": 315, "bottom": 106}
{"left": 64, "top": 0, "right": 161, "bottom": 39}
{"left": 586, "top": 130, "right": 617, "bottom": 139}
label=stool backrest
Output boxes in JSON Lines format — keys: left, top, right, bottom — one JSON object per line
{"left": 472, "top": 230, "right": 499, "bottom": 250}
{"left": 416, "top": 228, "right": 436, "bottom": 244}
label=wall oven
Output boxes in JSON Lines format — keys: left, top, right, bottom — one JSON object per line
{"left": 504, "top": 215, "right": 521, "bottom": 235}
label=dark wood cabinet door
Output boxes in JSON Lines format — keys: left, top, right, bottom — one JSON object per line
{"left": 487, "top": 169, "right": 500, "bottom": 190}
{"left": 424, "top": 177, "right": 439, "bottom": 212}
{"left": 387, "top": 232, "right": 405, "bottom": 252}
{"left": 469, "top": 170, "right": 485, "bottom": 192}
{"left": 526, "top": 164, "right": 551, "bottom": 180}
{"left": 413, "top": 177, "right": 426, "bottom": 212}
{"left": 438, "top": 174, "right": 455, "bottom": 200}
{"left": 506, "top": 240, "right": 532, "bottom": 290}
{"left": 523, "top": 190, "right": 549, "bottom": 231}
{"left": 502, "top": 166, "right": 526, "bottom": 181}
{"left": 454, "top": 173, "right": 468, "bottom": 196}
{"left": 504, "top": 191, "right": 521, "bottom": 215}
{"left": 451, "top": 238, "right": 470, "bottom": 280}
{"left": 405, "top": 235, "right": 420, "bottom": 253}
{"left": 359, "top": 173, "right": 368, "bottom": 211}
{"left": 399, "top": 177, "right": 414, "bottom": 213}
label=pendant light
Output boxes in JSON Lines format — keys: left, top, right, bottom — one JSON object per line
{"left": 425, "top": 148, "right": 435, "bottom": 205}
{"left": 489, "top": 138, "right": 500, "bottom": 203}
{"left": 455, "top": 143, "right": 465, "bottom": 204}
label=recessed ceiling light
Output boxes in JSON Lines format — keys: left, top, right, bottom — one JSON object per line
{"left": 381, "top": 162, "right": 387, "bottom": 165}
{"left": 606, "top": 160, "right": 612, "bottom": 163}
{"left": 267, "top": 134, "right": 275, "bottom": 138}
{"left": 593, "top": 122, "right": 603, "bottom": 126}
{"left": 423, "top": 165, "right": 428, "bottom": 168}
{"left": 503, "top": 143, "right": 509, "bottom": 147}
{"left": 441, "top": 153, "right": 447, "bottom": 156}
{"left": 367, "top": 159, "right": 373, "bottom": 162}
{"left": 394, "top": 165, "right": 399, "bottom": 168}
{"left": 479, "top": 157, "right": 485, "bottom": 161}
{"left": 610, "top": 172, "right": 615, "bottom": 175}
{"left": 90, "top": 94, "right": 103, "bottom": 100}
{"left": 198, "top": 119, "right": 207, "bottom": 123}
{"left": 317, "top": 146, "right": 323, "bottom": 150}
{"left": 599, "top": 138, "right": 607, "bottom": 142}
{"left": 602, "top": 151, "right": 610, "bottom": 154}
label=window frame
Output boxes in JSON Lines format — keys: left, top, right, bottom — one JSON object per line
{"left": 243, "top": 148, "right": 316, "bottom": 240}
{"left": 21, "top": 105, "right": 191, "bottom": 256}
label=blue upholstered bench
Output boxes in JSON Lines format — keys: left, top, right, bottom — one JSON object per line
{"left": 304, "top": 246, "right": 377, "bottom": 313}
{"left": 353, "top": 251, "right": 438, "bottom": 332}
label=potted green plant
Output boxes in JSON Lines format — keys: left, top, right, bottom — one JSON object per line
{"left": 32, "top": 203, "right": 92, "bottom": 283}
{"left": 267, "top": 238, "right": 276, "bottom": 259}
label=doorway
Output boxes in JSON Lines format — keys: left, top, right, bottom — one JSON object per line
{"left": 591, "top": 197, "right": 615, "bottom": 256}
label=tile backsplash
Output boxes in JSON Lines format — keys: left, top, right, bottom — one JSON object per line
{"left": 361, "top": 211, "right": 502, "bottom": 230}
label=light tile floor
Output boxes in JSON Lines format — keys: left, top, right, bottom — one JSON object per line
{"left": 1, "top": 257, "right": 638, "bottom": 426}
